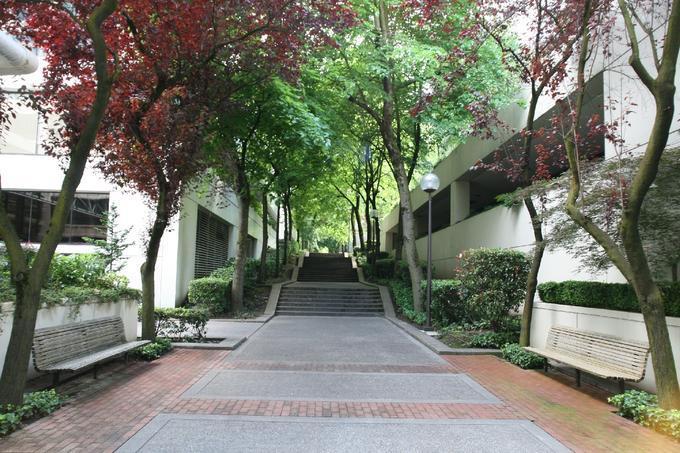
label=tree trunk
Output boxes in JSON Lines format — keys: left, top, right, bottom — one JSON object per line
{"left": 231, "top": 187, "right": 250, "bottom": 312}
{"left": 275, "top": 202, "right": 281, "bottom": 276}
{"left": 258, "top": 191, "right": 269, "bottom": 283}
{"left": 364, "top": 198, "right": 372, "bottom": 254}
{"left": 519, "top": 197, "right": 545, "bottom": 346}
{"left": 0, "top": 285, "right": 40, "bottom": 405}
{"left": 287, "top": 196, "right": 293, "bottom": 244}
{"left": 564, "top": 0, "right": 680, "bottom": 407}
{"left": 518, "top": 94, "right": 543, "bottom": 347}
{"left": 394, "top": 214, "right": 403, "bottom": 262}
{"left": 0, "top": 0, "right": 118, "bottom": 405}
{"left": 353, "top": 205, "right": 365, "bottom": 251}
{"left": 283, "top": 200, "right": 289, "bottom": 266}
{"left": 350, "top": 210, "right": 357, "bottom": 249}
{"left": 377, "top": 0, "right": 422, "bottom": 311}
{"left": 140, "top": 190, "right": 169, "bottom": 341}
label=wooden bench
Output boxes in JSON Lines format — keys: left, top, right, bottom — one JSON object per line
{"left": 524, "top": 325, "right": 650, "bottom": 392}
{"left": 32, "top": 316, "right": 150, "bottom": 385}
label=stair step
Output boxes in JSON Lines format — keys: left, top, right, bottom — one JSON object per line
{"left": 278, "top": 304, "right": 383, "bottom": 310}
{"left": 276, "top": 311, "right": 382, "bottom": 317}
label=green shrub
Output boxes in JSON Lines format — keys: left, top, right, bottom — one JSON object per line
{"left": 457, "top": 248, "right": 530, "bottom": 331}
{"left": 0, "top": 411, "right": 21, "bottom": 437}
{"left": 501, "top": 343, "right": 545, "bottom": 369}
{"left": 369, "top": 258, "right": 396, "bottom": 279}
{"left": 420, "top": 279, "right": 465, "bottom": 326}
{"left": 146, "top": 306, "right": 210, "bottom": 340}
{"left": 49, "top": 253, "right": 106, "bottom": 288}
{"left": 538, "top": 280, "right": 680, "bottom": 317}
{"left": 0, "top": 390, "right": 61, "bottom": 437}
{"left": 609, "top": 390, "right": 680, "bottom": 440}
{"left": 383, "top": 278, "right": 426, "bottom": 325}
{"left": 641, "top": 407, "right": 680, "bottom": 440}
{"left": 608, "top": 390, "right": 658, "bottom": 422}
{"left": 19, "top": 389, "right": 61, "bottom": 419}
{"left": 188, "top": 277, "right": 230, "bottom": 314}
{"left": 468, "top": 331, "right": 518, "bottom": 349}
{"left": 134, "top": 338, "right": 173, "bottom": 361}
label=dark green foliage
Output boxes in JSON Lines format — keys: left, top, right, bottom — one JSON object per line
{"left": 367, "top": 258, "right": 397, "bottom": 279}
{"left": 500, "top": 343, "right": 545, "bottom": 369}
{"left": 538, "top": 281, "right": 680, "bottom": 317}
{"left": 0, "top": 390, "right": 61, "bottom": 437}
{"left": 363, "top": 259, "right": 425, "bottom": 285}
{"left": 188, "top": 277, "right": 230, "bottom": 314}
{"left": 381, "top": 278, "right": 426, "bottom": 325}
{"left": 468, "top": 331, "right": 518, "bottom": 349}
{"left": 187, "top": 258, "right": 267, "bottom": 315}
{"left": 144, "top": 307, "right": 210, "bottom": 340}
{"left": 420, "top": 279, "right": 465, "bottom": 326}
{"left": 457, "top": 248, "right": 530, "bottom": 331}
{"left": 133, "top": 338, "right": 173, "bottom": 361}
{"left": 609, "top": 390, "right": 680, "bottom": 440}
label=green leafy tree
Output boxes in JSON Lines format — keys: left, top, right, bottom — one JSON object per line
{"left": 83, "top": 205, "right": 132, "bottom": 273}
{"left": 308, "top": 0, "right": 515, "bottom": 311}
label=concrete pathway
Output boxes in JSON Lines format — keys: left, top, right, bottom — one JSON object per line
{"left": 119, "top": 316, "right": 567, "bottom": 452}
{"left": 2, "top": 329, "right": 677, "bottom": 451}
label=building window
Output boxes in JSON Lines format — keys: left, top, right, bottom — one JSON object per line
{"left": 247, "top": 235, "right": 257, "bottom": 258}
{"left": 0, "top": 191, "right": 108, "bottom": 243}
{"left": 194, "top": 208, "right": 230, "bottom": 278}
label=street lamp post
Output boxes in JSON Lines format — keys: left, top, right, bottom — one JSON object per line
{"left": 420, "top": 172, "right": 440, "bottom": 329}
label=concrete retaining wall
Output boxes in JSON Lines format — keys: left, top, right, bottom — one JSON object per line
{"left": 0, "top": 299, "right": 138, "bottom": 379}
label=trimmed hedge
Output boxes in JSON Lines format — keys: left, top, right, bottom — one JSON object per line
{"left": 144, "top": 306, "right": 210, "bottom": 340}
{"left": 456, "top": 248, "right": 530, "bottom": 331}
{"left": 188, "top": 277, "right": 230, "bottom": 313}
{"left": 420, "top": 279, "right": 465, "bottom": 326}
{"left": 538, "top": 280, "right": 680, "bottom": 317}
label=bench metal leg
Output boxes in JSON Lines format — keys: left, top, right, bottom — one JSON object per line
{"left": 125, "top": 352, "right": 129, "bottom": 365}
{"left": 52, "top": 372, "right": 60, "bottom": 386}
{"left": 575, "top": 369, "right": 581, "bottom": 387}
{"left": 543, "top": 358, "right": 549, "bottom": 373}
{"left": 618, "top": 379, "right": 625, "bottom": 394}
{"left": 93, "top": 364, "right": 99, "bottom": 380}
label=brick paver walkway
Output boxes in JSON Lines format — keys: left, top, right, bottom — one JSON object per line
{"left": 1, "top": 328, "right": 677, "bottom": 451}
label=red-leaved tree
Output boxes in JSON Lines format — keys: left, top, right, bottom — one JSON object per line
{"left": 468, "top": 0, "right": 605, "bottom": 345}
{"left": 0, "top": 0, "right": 121, "bottom": 405}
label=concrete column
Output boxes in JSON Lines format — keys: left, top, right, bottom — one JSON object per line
{"left": 451, "top": 181, "right": 470, "bottom": 224}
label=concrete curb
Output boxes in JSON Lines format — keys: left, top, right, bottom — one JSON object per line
{"left": 172, "top": 336, "right": 246, "bottom": 350}
{"left": 355, "top": 266, "right": 396, "bottom": 318}
{"left": 385, "top": 317, "right": 457, "bottom": 355}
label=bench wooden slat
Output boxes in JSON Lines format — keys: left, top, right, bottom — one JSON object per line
{"left": 40, "top": 341, "right": 150, "bottom": 372}
{"left": 32, "top": 316, "right": 148, "bottom": 376}
{"left": 525, "top": 325, "right": 650, "bottom": 383}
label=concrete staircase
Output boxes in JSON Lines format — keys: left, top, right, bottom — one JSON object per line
{"left": 276, "top": 253, "right": 383, "bottom": 317}
{"left": 276, "top": 286, "right": 384, "bottom": 317}
{"left": 296, "top": 253, "right": 358, "bottom": 282}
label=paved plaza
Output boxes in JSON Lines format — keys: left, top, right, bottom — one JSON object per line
{"left": 1, "top": 316, "right": 677, "bottom": 452}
